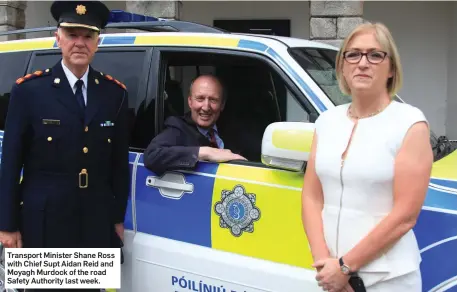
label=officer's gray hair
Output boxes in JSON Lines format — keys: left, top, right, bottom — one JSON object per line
{"left": 56, "top": 27, "right": 100, "bottom": 37}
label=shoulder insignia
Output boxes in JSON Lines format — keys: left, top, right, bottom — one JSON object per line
{"left": 103, "top": 74, "right": 127, "bottom": 90}
{"left": 16, "top": 69, "right": 50, "bottom": 85}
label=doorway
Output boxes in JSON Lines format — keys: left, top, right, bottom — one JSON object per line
{"left": 213, "top": 19, "right": 291, "bottom": 37}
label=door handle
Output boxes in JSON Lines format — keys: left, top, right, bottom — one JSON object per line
{"left": 146, "top": 176, "right": 193, "bottom": 192}
{"left": 145, "top": 172, "right": 194, "bottom": 200}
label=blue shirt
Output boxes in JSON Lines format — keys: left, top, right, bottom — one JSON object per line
{"left": 197, "top": 125, "right": 224, "bottom": 149}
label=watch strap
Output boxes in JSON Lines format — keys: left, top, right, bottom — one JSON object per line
{"left": 339, "top": 257, "right": 355, "bottom": 275}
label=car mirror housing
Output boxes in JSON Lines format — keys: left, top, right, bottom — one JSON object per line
{"left": 261, "top": 122, "right": 315, "bottom": 172}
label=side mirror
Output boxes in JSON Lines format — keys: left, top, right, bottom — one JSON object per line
{"left": 261, "top": 122, "right": 315, "bottom": 172}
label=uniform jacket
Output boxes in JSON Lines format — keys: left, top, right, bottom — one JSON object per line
{"left": 0, "top": 61, "right": 130, "bottom": 248}
{"left": 143, "top": 112, "right": 217, "bottom": 174}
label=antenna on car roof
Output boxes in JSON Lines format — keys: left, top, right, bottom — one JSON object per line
{"left": 0, "top": 9, "right": 227, "bottom": 37}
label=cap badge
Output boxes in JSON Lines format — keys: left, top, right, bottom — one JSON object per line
{"left": 76, "top": 4, "right": 86, "bottom": 15}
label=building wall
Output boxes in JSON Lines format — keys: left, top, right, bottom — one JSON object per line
{"left": 180, "top": 1, "right": 310, "bottom": 39}
{"left": 24, "top": 1, "right": 126, "bottom": 38}
{"left": 183, "top": 1, "right": 455, "bottom": 138}
{"left": 447, "top": 2, "right": 457, "bottom": 140}
{"left": 364, "top": 1, "right": 453, "bottom": 138}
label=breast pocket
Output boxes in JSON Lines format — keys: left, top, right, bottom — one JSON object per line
{"left": 98, "top": 126, "right": 114, "bottom": 157}
{"left": 33, "top": 124, "right": 66, "bottom": 155}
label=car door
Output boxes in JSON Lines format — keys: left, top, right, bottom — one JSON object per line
{"left": 88, "top": 48, "right": 154, "bottom": 292}
{"left": 131, "top": 45, "right": 323, "bottom": 292}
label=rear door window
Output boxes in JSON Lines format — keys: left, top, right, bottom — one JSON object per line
{"left": 0, "top": 51, "right": 32, "bottom": 130}
{"left": 28, "top": 48, "right": 155, "bottom": 151}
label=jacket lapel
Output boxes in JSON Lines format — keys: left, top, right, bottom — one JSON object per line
{"left": 182, "top": 113, "right": 213, "bottom": 147}
{"left": 51, "top": 62, "right": 84, "bottom": 122}
{"left": 84, "top": 67, "right": 102, "bottom": 125}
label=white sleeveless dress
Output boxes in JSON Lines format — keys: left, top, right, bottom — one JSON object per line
{"left": 314, "top": 101, "right": 427, "bottom": 291}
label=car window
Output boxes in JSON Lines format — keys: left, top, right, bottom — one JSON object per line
{"left": 157, "top": 49, "right": 317, "bottom": 163}
{"left": 0, "top": 51, "right": 31, "bottom": 130}
{"left": 29, "top": 52, "right": 61, "bottom": 72}
{"left": 91, "top": 50, "right": 154, "bottom": 150}
{"left": 28, "top": 49, "right": 154, "bottom": 151}
{"left": 270, "top": 72, "right": 313, "bottom": 123}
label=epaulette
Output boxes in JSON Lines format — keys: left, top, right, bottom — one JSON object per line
{"left": 16, "top": 68, "right": 51, "bottom": 85}
{"left": 99, "top": 71, "right": 127, "bottom": 90}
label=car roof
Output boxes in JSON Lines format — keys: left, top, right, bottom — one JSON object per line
{"left": 0, "top": 30, "right": 339, "bottom": 54}
{"left": 233, "top": 33, "right": 340, "bottom": 50}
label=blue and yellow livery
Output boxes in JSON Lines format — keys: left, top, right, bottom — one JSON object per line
{"left": 0, "top": 15, "right": 456, "bottom": 292}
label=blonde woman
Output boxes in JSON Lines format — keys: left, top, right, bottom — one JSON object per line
{"left": 301, "top": 23, "right": 433, "bottom": 292}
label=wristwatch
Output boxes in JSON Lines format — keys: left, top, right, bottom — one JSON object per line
{"left": 339, "top": 257, "right": 353, "bottom": 275}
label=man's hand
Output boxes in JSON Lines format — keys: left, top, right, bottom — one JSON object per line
{"left": 313, "top": 258, "right": 350, "bottom": 292}
{"left": 114, "top": 223, "right": 124, "bottom": 243}
{"left": 0, "top": 231, "right": 22, "bottom": 248}
{"left": 198, "top": 147, "right": 247, "bottom": 163}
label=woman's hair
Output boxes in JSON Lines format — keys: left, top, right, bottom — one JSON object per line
{"left": 335, "top": 22, "right": 403, "bottom": 97}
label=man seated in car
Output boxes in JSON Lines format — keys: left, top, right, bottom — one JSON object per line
{"left": 144, "top": 74, "right": 246, "bottom": 174}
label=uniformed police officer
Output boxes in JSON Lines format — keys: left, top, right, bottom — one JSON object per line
{"left": 0, "top": 0, "right": 129, "bottom": 277}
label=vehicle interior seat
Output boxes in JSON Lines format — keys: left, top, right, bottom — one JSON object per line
{"left": 164, "top": 79, "right": 185, "bottom": 118}
{"left": 217, "top": 65, "right": 279, "bottom": 162}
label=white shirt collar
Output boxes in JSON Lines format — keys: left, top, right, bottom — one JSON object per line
{"left": 61, "top": 60, "right": 89, "bottom": 90}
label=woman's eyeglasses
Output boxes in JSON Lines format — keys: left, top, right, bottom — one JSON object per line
{"left": 343, "top": 50, "right": 388, "bottom": 64}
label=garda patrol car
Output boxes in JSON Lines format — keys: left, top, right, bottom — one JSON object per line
{"left": 0, "top": 10, "right": 456, "bottom": 292}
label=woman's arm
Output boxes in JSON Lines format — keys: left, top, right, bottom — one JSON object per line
{"left": 302, "top": 131, "right": 330, "bottom": 263}
{"left": 342, "top": 121, "right": 433, "bottom": 272}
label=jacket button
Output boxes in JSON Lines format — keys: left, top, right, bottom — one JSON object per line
{"left": 85, "top": 126, "right": 88, "bottom": 132}
{"left": 47, "top": 137, "right": 52, "bottom": 142}
{"left": 83, "top": 147, "right": 88, "bottom": 153}
{"left": 107, "top": 138, "right": 111, "bottom": 143}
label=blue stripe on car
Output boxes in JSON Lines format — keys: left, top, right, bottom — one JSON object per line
{"left": 266, "top": 47, "right": 327, "bottom": 112}
{"left": 415, "top": 209, "right": 457, "bottom": 291}
{"left": 102, "top": 36, "right": 136, "bottom": 45}
{"left": 237, "top": 39, "right": 268, "bottom": 52}
{"left": 430, "top": 178, "right": 457, "bottom": 190}
{"left": 424, "top": 187, "right": 457, "bottom": 212}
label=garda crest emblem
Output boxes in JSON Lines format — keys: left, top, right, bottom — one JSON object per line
{"left": 76, "top": 5, "right": 86, "bottom": 15}
{"left": 214, "top": 185, "right": 261, "bottom": 237}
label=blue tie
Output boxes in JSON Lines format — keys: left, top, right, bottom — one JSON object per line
{"left": 75, "top": 79, "right": 85, "bottom": 110}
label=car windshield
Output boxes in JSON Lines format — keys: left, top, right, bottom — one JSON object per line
{"left": 289, "top": 47, "right": 456, "bottom": 161}
{"left": 288, "top": 47, "right": 349, "bottom": 106}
